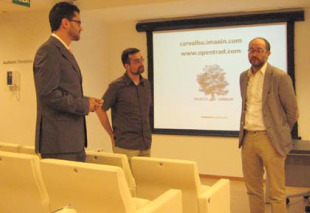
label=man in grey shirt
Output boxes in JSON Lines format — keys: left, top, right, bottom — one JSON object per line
{"left": 96, "top": 48, "right": 152, "bottom": 162}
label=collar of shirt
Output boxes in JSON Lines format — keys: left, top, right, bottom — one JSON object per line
{"left": 123, "top": 72, "right": 145, "bottom": 86}
{"left": 51, "top": 33, "right": 70, "bottom": 50}
{"left": 247, "top": 62, "right": 268, "bottom": 77}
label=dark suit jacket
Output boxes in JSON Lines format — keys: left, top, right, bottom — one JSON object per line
{"left": 33, "top": 36, "right": 89, "bottom": 154}
{"left": 239, "top": 63, "right": 298, "bottom": 156}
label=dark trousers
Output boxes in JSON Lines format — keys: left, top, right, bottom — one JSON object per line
{"left": 41, "top": 149, "right": 86, "bottom": 162}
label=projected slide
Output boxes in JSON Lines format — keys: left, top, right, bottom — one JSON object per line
{"left": 153, "top": 23, "right": 287, "bottom": 132}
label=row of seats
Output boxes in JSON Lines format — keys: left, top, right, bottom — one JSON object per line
{"left": 0, "top": 141, "right": 137, "bottom": 197}
{"left": 0, "top": 150, "right": 182, "bottom": 213}
{"left": 0, "top": 151, "right": 77, "bottom": 213}
{"left": 0, "top": 141, "right": 231, "bottom": 213}
{"left": 86, "top": 150, "right": 137, "bottom": 196}
{"left": 85, "top": 150, "right": 231, "bottom": 213}
{"left": 131, "top": 157, "right": 230, "bottom": 213}
{"left": 0, "top": 141, "right": 35, "bottom": 154}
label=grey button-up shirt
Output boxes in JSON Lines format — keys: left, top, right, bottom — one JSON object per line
{"left": 102, "top": 73, "right": 152, "bottom": 150}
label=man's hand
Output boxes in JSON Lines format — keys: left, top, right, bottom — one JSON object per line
{"left": 110, "top": 133, "right": 115, "bottom": 146}
{"left": 89, "top": 97, "right": 103, "bottom": 112}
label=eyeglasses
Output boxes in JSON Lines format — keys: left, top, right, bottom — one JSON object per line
{"left": 70, "top": 20, "right": 82, "bottom": 25}
{"left": 248, "top": 48, "right": 268, "bottom": 54}
{"left": 131, "top": 57, "right": 145, "bottom": 65}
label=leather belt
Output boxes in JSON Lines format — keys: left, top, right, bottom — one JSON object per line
{"left": 245, "top": 130, "right": 266, "bottom": 134}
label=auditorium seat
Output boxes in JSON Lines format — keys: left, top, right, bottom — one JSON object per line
{"left": 40, "top": 158, "right": 182, "bottom": 213}
{"left": 19, "top": 145, "right": 36, "bottom": 155}
{"left": 0, "top": 141, "right": 20, "bottom": 152}
{"left": 85, "top": 150, "right": 136, "bottom": 196}
{"left": 0, "top": 151, "right": 77, "bottom": 213}
{"left": 131, "top": 157, "right": 231, "bottom": 213}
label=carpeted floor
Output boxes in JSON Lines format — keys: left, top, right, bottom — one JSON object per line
{"left": 200, "top": 177, "right": 310, "bottom": 213}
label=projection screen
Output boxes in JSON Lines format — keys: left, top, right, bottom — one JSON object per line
{"left": 136, "top": 11, "right": 303, "bottom": 137}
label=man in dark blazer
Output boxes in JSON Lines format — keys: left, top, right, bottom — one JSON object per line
{"left": 239, "top": 37, "right": 298, "bottom": 213}
{"left": 33, "top": 2, "right": 102, "bottom": 161}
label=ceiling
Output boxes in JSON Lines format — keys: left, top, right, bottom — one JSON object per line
{"left": 0, "top": 0, "right": 180, "bottom": 14}
{"left": 0, "top": 0, "right": 309, "bottom": 22}
{"left": 0, "top": 0, "right": 50, "bottom": 13}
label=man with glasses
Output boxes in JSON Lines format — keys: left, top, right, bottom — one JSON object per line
{"left": 33, "top": 2, "right": 102, "bottom": 161}
{"left": 239, "top": 37, "right": 298, "bottom": 213}
{"left": 96, "top": 48, "right": 152, "bottom": 164}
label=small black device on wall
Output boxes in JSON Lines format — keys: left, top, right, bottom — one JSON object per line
{"left": 7, "top": 71, "right": 13, "bottom": 85}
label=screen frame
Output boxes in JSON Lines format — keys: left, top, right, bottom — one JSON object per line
{"left": 136, "top": 10, "right": 304, "bottom": 138}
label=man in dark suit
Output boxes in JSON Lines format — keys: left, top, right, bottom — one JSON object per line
{"left": 239, "top": 37, "right": 298, "bottom": 213}
{"left": 33, "top": 2, "right": 102, "bottom": 161}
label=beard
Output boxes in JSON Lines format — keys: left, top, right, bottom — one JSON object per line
{"left": 138, "top": 66, "right": 144, "bottom": 73}
{"left": 72, "top": 33, "right": 80, "bottom": 41}
{"left": 69, "top": 28, "right": 81, "bottom": 41}
{"left": 128, "top": 65, "right": 145, "bottom": 76}
{"left": 250, "top": 57, "right": 265, "bottom": 68}
{"left": 130, "top": 66, "right": 144, "bottom": 76}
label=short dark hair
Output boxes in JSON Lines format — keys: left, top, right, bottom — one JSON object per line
{"left": 49, "top": 1, "right": 80, "bottom": 32}
{"left": 121, "top": 48, "right": 140, "bottom": 65}
{"left": 250, "top": 37, "right": 271, "bottom": 51}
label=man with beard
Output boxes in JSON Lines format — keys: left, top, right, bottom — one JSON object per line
{"left": 239, "top": 37, "right": 298, "bottom": 213}
{"left": 33, "top": 1, "right": 102, "bottom": 161}
{"left": 96, "top": 48, "right": 152, "bottom": 163}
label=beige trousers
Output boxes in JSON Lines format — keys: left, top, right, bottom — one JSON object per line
{"left": 113, "top": 146, "right": 151, "bottom": 166}
{"left": 242, "top": 131, "right": 287, "bottom": 213}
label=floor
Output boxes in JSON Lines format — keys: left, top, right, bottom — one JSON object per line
{"left": 200, "top": 177, "right": 310, "bottom": 213}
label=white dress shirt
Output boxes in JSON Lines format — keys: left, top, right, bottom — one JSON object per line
{"left": 244, "top": 62, "right": 268, "bottom": 131}
{"left": 51, "top": 33, "right": 70, "bottom": 50}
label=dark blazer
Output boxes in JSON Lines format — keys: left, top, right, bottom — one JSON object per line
{"left": 33, "top": 36, "right": 89, "bottom": 154}
{"left": 239, "top": 63, "right": 298, "bottom": 156}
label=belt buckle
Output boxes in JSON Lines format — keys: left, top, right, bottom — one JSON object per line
{"left": 246, "top": 130, "right": 266, "bottom": 134}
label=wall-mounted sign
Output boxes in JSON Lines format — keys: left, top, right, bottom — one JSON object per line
{"left": 12, "top": 0, "right": 30, "bottom": 8}
{"left": 3, "top": 59, "right": 33, "bottom": 65}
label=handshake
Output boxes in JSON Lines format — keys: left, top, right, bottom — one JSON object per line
{"left": 88, "top": 97, "right": 103, "bottom": 113}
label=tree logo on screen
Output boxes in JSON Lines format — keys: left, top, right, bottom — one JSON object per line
{"left": 197, "top": 64, "right": 229, "bottom": 101}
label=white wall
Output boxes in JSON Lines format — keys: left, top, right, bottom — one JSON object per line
{"left": 1, "top": 8, "right": 309, "bottom": 177}
{"left": 294, "top": 9, "right": 310, "bottom": 140}
{"left": 0, "top": 12, "right": 48, "bottom": 145}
